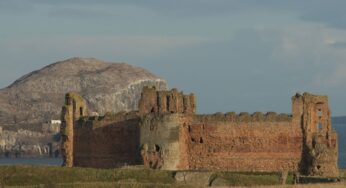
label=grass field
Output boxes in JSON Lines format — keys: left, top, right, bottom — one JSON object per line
{"left": 0, "top": 165, "right": 176, "bottom": 187}
{"left": 0, "top": 165, "right": 344, "bottom": 187}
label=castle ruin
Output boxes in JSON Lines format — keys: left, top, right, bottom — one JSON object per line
{"left": 61, "top": 87, "right": 338, "bottom": 176}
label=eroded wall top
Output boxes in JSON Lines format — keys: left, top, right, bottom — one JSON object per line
{"left": 138, "top": 86, "right": 196, "bottom": 115}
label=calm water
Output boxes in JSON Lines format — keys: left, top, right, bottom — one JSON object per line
{"left": 333, "top": 123, "right": 346, "bottom": 168}
{"left": 0, "top": 124, "right": 345, "bottom": 168}
{"left": 0, "top": 158, "right": 62, "bottom": 166}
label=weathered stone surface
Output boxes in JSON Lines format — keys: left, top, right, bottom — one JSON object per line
{"left": 61, "top": 88, "right": 338, "bottom": 177}
{"left": 140, "top": 114, "right": 182, "bottom": 170}
{"left": 138, "top": 87, "right": 195, "bottom": 115}
{"left": 210, "top": 177, "right": 230, "bottom": 187}
{"left": 174, "top": 171, "right": 213, "bottom": 186}
{"left": 60, "top": 88, "right": 194, "bottom": 169}
{"left": 280, "top": 171, "right": 288, "bottom": 185}
{"left": 292, "top": 93, "right": 339, "bottom": 177}
{"left": 62, "top": 93, "right": 142, "bottom": 168}
{"left": 60, "top": 93, "right": 88, "bottom": 167}
{"left": 181, "top": 117, "right": 302, "bottom": 172}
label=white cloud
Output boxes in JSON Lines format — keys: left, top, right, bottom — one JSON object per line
{"left": 267, "top": 26, "right": 346, "bottom": 88}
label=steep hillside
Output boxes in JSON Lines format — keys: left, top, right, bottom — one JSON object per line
{"left": 0, "top": 57, "right": 167, "bottom": 131}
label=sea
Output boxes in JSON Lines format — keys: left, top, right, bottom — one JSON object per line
{"left": 0, "top": 157, "right": 62, "bottom": 166}
{"left": 0, "top": 123, "right": 345, "bottom": 169}
{"left": 333, "top": 123, "right": 346, "bottom": 169}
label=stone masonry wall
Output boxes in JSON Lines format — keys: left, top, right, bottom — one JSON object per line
{"left": 73, "top": 112, "right": 141, "bottom": 168}
{"left": 292, "top": 93, "right": 338, "bottom": 176}
{"left": 179, "top": 114, "right": 303, "bottom": 172}
{"left": 139, "top": 114, "right": 182, "bottom": 170}
{"left": 61, "top": 89, "right": 338, "bottom": 176}
{"left": 60, "top": 93, "right": 87, "bottom": 167}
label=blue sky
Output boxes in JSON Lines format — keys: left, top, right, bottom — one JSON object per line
{"left": 1, "top": 0, "right": 346, "bottom": 115}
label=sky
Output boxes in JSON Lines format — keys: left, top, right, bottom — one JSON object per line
{"left": 1, "top": 0, "right": 346, "bottom": 115}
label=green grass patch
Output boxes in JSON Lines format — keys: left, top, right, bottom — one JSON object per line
{"left": 339, "top": 169, "right": 346, "bottom": 180}
{"left": 0, "top": 165, "right": 175, "bottom": 187}
{"left": 2, "top": 165, "right": 342, "bottom": 187}
{"left": 210, "top": 171, "right": 292, "bottom": 186}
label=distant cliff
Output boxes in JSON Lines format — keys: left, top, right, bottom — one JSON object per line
{"left": 0, "top": 57, "right": 167, "bottom": 131}
{"left": 0, "top": 128, "right": 58, "bottom": 158}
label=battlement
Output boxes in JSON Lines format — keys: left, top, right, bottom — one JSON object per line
{"left": 138, "top": 86, "right": 196, "bottom": 115}
{"left": 61, "top": 87, "right": 338, "bottom": 176}
{"left": 193, "top": 112, "right": 292, "bottom": 123}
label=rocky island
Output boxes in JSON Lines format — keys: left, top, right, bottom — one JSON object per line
{"left": 0, "top": 57, "right": 167, "bottom": 157}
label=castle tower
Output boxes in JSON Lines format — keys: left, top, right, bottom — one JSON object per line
{"left": 60, "top": 93, "right": 87, "bottom": 167}
{"left": 138, "top": 86, "right": 158, "bottom": 114}
{"left": 138, "top": 86, "right": 196, "bottom": 115}
{"left": 292, "top": 93, "right": 338, "bottom": 176}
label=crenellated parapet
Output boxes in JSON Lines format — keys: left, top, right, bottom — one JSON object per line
{"left": 193, "top": 112, "right": 292, "bottom": 123}
{"left": 138, "top": 86, "right": 196, "bottom": 115}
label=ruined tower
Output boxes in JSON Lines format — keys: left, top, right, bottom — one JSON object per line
{"left": 138, "top": 86, "right": 196, "bottom": 115}
{"left": 292, "top": 93, "right": 338, "bottom": 176}
{"left": 60, "top": 93, "right": 87, "bottom": 167}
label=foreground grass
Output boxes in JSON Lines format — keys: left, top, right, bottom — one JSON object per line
{"left": 0, "top": 165, "right": 176, "bottom": 187}
{"left": 210, "top": 171, "right": 292, "bottom": 186}
{"left": 0, "top": 165, "right": 343, "bottom": 187}
{"left": 339, "top": 169, "right": 346, "bottom": 180}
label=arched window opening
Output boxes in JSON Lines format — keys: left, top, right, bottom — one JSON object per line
{"left": 155, "top": 144, "right": 161, "bottom": 152}
{"left": 317, "top": 122, "right": 323, "bottom": 132}
{"left": 166, "top": 96, "right": 170, "bottom": 112}
{"left": 318, "top": 108, "right": 323, "bottom": 118}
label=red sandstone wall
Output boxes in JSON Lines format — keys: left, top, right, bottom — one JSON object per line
{"left": 62, "top": 90, "right": 338, "bottom": 176}
{"left": 73, "top": 118, "right": 141, "bottom": 168}
{"left": 180, "top": 117, "right": 303, "bottom": 172}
